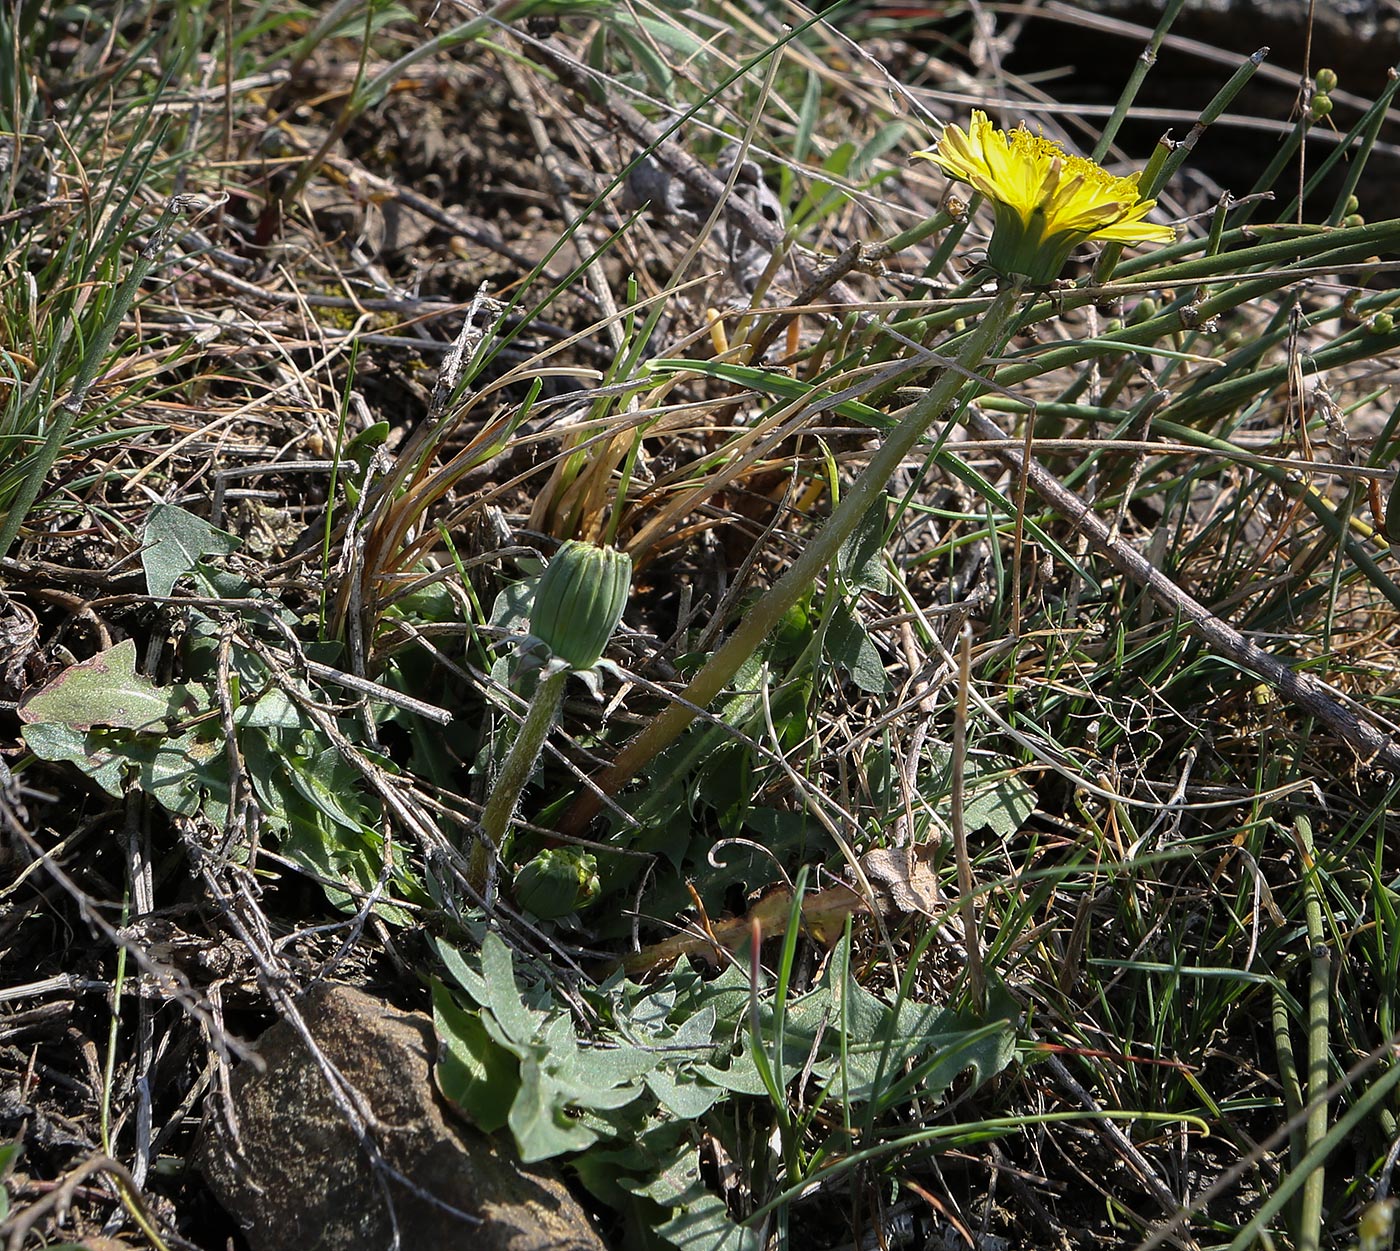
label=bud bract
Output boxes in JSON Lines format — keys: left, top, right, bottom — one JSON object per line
{"left": 529, "top": 540, "right": 632, "bottom": 671}
{"left": 514, "top": 849, "right": 600, "bottom": 918}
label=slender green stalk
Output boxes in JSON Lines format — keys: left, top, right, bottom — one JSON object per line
{"left": 754, "top": 870, "right": 807, "bottom": 1181}
{"left": 1146, "top": 46, "right": 1268, "bottom": 197}
{"left": 471, "top": 669, "right": 568, "bottom": 890}
{"left": 100, "top": 912, "right": 129, "bottom": 1155}
{"left": 559, "top": 279, "right": 1026, "bottom": 834}
{"left": 875, "top": 207, "right": 958, "bottom": 258}
{"left": 1230, "top": 107, "right": 1314, "bottom": 230}
{"left": 1295, "top": 816, "right": 1330, "bottom": 1251}
{"left": 952, "top": 626, "right": 985, "bottom": 1009}
{"left": 1271, "top": 987, "right": 1305, "bottom": 1162}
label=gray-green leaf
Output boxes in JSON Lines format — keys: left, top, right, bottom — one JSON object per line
{"left": 18, "top": 639, "right": 192, "bottom": 731}
{"left": 142, "top": 502, "right": 239, "bottom": 598}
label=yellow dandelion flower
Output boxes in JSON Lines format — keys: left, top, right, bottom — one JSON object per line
{"left": 913, "top": 110, "right": 1175, "bottom": 284}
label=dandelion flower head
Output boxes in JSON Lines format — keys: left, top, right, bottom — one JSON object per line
{"left": 912, "top": 110, "right": 1175, "bottom": 284}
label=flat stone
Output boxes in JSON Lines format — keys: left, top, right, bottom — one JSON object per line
{"left": 199, "top": 983, "right": 605, "bottom": 1251}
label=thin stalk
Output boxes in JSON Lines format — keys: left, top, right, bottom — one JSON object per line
{"left": 471, "top": 669, "right": 568, "bottom": 889}
{"left": 100, "top": 909, "right": 130, "bottom": 1156}
{"left": 875, "top": 207, "right": 958, "bottom": 258}
{"left": 952, "top": 626, "right": 985, "bottom": 1009}
{"left": 1271, "top": 987, "right": 1305, "bottom": 1176}
{"left": 1229, "top": 106, "right": 1313, "bottom": 229}
{"left": 558, "top": 279, "right": 1026, "bottom": 834}
{"left": 1146, "top": 46, "right": 1269, "bottom": 197}
{"left": 1294, "top": 815, "right": 1330, "bottom": 1251}
{"left": 922, "top": 197, "right": 976, "bottom": 281}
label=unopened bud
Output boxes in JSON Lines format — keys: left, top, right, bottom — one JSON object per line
{"left": 514, "top": 849, "right": 600, "bottom": 918}
{"left": 1129, "top": 296, "right": 1159, "bottom": 325}
{"left": 1310, "top": 93, "right": 1333, "bottom": 119}
{"left": 1315, "top": 68, "right": 1338, "bottom": 93}
{"left": 530, "top": 540, "right": 632, "bottom": 671}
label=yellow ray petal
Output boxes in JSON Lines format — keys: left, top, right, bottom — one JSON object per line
{"left": 913, "top": 113, "right": 1175, "bottom": 282}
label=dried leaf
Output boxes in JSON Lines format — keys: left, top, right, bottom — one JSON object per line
{"left": 858, "top": 843, "right": 942, "bottom": 919}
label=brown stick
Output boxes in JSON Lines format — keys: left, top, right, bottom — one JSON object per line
{"left": 966, "top": 407, "right": 1400, "bottom": 775}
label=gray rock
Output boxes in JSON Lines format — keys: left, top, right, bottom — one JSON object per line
{"left": 199, "top": 983, "right": 605, "bottom": 1251}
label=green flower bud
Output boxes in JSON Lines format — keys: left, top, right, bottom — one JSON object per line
{"left": 1129, "top": 296, "right": 1159, "bottom": 326}
{"left": 1368, "top": 312, "right": 1393, "bottom": 334}
{"left": 1345, "top": 213, "right": 1366, "bottom": 229}
{"left": 1345, "top": 195, "right": 1360, "bottom": 216}
{"left": 1310, "top": 94, "right": 1332, "bottom": 119}
{"left": 1315, "top": 68, "right": 1338, "bottom": 94}
{"left": 513, "top": 849, "right": 600, "bottom": 918}
{"left": 530, "top": 540, "right": 632, "bottom": 671}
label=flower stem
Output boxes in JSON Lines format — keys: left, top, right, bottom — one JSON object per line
{"left": 471, "top": 668, "right": 569, "bottom": 890}
{"left": 559, "top": 278, "right": 1027, "bottom": 835}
